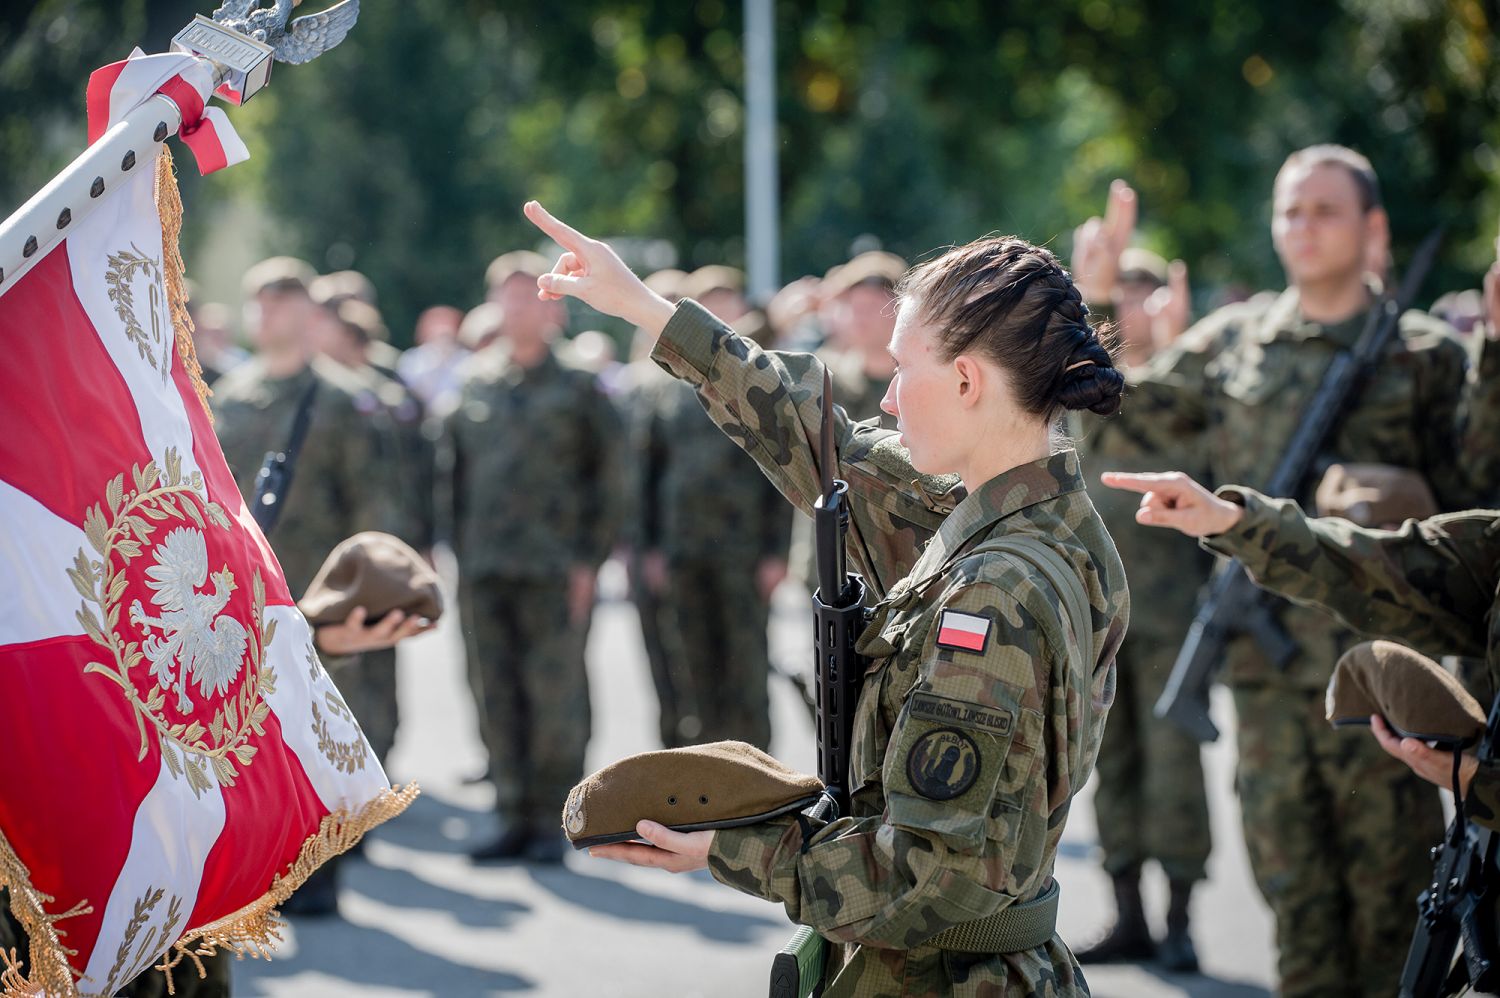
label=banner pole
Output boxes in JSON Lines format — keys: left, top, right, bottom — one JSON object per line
{"left": 0, "top": 94, "right": 183, "bottom": 296}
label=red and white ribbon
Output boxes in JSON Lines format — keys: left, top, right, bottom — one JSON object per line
{"left": 86, "top": 49, "right": 250, "bottom": 175}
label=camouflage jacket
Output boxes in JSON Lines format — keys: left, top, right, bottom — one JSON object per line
{"left": 1122, "top": 288, "right": 1499, "bottom": 688}
{"left": 343, "top": 361, "right": 435, "bottom": 550}
{"left": 211, "top": 355, "right": 390, "bottom": 597}
{"left": 443, "top": 343, "right": 622, "bottom": 579}
{"left": 613, "top": 358, "right": 675, "bottom": 550}
{"left": 644, "top": 377, "right": 791, "bottom": 563}
{"left": 653, "top": 301, "right": 1130, "bottom": 996}
{"left": 1197, "top": 485, "right": 1500, "bottom": 829}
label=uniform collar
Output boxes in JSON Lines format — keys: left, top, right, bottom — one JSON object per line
{"left": 910, "top": 449, "right": 1085, "bottom": 581}
{"left": 1258, "top": 286, "right": 1375, "bottom": 350}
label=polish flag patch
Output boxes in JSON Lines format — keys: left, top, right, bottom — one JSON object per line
{"left": 936, "top": 610, "right": 991, "bottom": 653}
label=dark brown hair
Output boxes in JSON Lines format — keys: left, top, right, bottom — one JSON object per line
{"left": 897, "top": 236, "right": 1125, "bottom": 417}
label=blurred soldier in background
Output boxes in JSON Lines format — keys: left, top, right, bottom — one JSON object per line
{"left": 617, "top": 268, "right": 695, "bottom": 747}
{"left": 186, "top": 298, "right": 245, "bottom": 386}
{"left": 1107, "top": 148, "right": 1499, "bottom": 996}
{"left": 308, "top": 290, "right": 435, "bottom": 768}
{"left": 211, "top": 257, "right": 401, "bottom": 917}
{"left": 816, "top": 251, "right": 904, "bottom": 428}
{"left": 398, "top": 305, "right": 470, "bottom": 412}
{"left": 644, "top": 266, "right": 790, "bottom": 749}
{"left": 1069, "top": 201, "right": 1211, "bottom": 970}
{"left": 446, "top": 251, "right": 623, "bottom": 862}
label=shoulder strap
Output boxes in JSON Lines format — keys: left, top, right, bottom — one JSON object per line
{"left": 283, "top": 375, "right": 320, "bottom": 465}
{"left": 983, "top": 535, "right": 1093, "bottom": 670}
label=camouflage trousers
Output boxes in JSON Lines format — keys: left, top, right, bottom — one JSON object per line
{"left": 460, "top": 575, "right": 591, "bottom": 829}
{"left": 327, "top": 647, "right": 399, "bottom": 767}
{"left": 664, "top": 557, "right": 772, "bottom": 751}
{"left": 1233, "top": 684, "right": 1442, "bottom": 997}
{"left": 626, "top": 550, "right": 688, "bottom": 748}
{"left": 1091, "top": 636, "right": 1211, "bottom": 882}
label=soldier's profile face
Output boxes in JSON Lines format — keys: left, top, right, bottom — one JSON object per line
{"left": 1272, "top": 163, "right": 1373, "bottom": 288}
{"left": 882, "top": 304, "right": 961, "bottom": 474}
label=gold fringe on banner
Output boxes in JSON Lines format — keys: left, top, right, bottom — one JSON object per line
{"left": 1, "top": 784, "right": 418, "bottom": 998}
{"left": 0, "top": 826, "right": 92, "bottom": 997}
{"left": 153, "top": 783, "right": 420, "bottom": 995}
{"left": 153, "top": 147, "right": 214, "bottom": 422}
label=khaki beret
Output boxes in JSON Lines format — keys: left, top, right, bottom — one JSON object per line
{"left": 562, "top": 741, "right": 823, "bottom": 849}
{"left": 298, "top": 532, "right": 443, "bottom": 627}
{"left": 485, "top": 250, "right": 552, "bottom": 290}
{"left": 643, "top": 268, "right": 688, "bottom": 302}
{"left": 458, "top": 302, "right": 506, "bottom": 349}
{"left": 242, "top": 256, "right": 317, "bottom": 299}
{"left": 310, "top": 270, "right": 378, "bottom": 308}
{"left": 1116, "top": 247, "right": 1170, "bottom": 289}
{"left": 822, "top": 251, "right": 908, "bottom": 298}
{"left": 680, "top": 265, "right": 745, "bottom": 302}
{"left": 329, "top": 298, "right": 389, "bottom": 345}
{"left": 1315, "top": 463, "right": 1439, "bottom": 527}
{"left": 1327, "top": 640, "right": 1485, "bottom": 747}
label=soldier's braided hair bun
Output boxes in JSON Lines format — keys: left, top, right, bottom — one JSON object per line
{"left": 898, "top": 237, "right": 1125, "bottom": 418}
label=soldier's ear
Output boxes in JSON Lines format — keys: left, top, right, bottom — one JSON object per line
{"left": 952, "top": 354, "right": 986, "bottom": 408}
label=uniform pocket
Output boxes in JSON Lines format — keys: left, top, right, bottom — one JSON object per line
{"left": 882, "top": 691, "right": 1017, "bottom": 853}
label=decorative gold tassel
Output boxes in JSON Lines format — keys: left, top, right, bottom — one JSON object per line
{"left": 153, "top": 147, "right": 213, "bottom": 421}
{"left": 0, "top": 828, "right": 92, "bottom": 997}
{"left": 3, "top": 783, "right": 418, "bottom": 997}
{"left": 153, "top": 783, "right": 421, "bottom": 989}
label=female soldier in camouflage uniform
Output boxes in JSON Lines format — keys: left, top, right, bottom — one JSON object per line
{"left": 525, "top": 202, "right": 1131, "bottom": 996}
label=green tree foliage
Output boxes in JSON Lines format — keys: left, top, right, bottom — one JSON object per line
{"left": 2, "top": 0, "right": 1495, "bottom": 342}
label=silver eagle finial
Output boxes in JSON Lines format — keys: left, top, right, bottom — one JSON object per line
{"left": 210, "top": 0, "right": 360, "bottom": 65}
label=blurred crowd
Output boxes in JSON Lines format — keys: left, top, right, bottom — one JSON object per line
{"left": 189, "top": 140, "right": 1499, "bottom": 996}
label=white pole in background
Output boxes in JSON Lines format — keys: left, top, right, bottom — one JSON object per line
{"left": 744, "top": 0, "right": 780, "bottom": 303}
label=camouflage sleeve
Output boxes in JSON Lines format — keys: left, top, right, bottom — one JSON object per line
{"left": 652, "top": 300, "right": 948, "bottom": 595}
{"left": 1201, "top": 486, "right": 1500, "bottom": 658}
{"left": 577, "top": 377, "right": 624, "bottom": 567}
{"left": 1453, "top": 334, "right": 1500, "bottom": 507}
{"left": 706, "top": 579, "right": 1061, "bottom": 947}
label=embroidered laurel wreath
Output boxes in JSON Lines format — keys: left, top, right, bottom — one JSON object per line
{"left": 67, "top": 448, "right": 276, "bottom": 798}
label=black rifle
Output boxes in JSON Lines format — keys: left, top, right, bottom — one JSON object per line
{"left": 1155, "top": 228, "right": 1446, "bottom": 742}
{"left": 1401, "top": 690, "right": 1500, "bottom": 997}
{"left": 250, "top": 376, "right": 319, "bottom": 533}
{"left": 769, "top": 371, "right": 869, "bottom": 998}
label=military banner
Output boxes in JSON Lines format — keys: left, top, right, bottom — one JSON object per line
{"left": 0, "top": 52, "right": 414, "bottom": 998}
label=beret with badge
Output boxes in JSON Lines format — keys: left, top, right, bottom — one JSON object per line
{"left": 562, "top": 741, "right": 823, "bottom": 849}
{"left": 1326, "top": 640, "right": 1485, "bottom": 747}
{"left": 298, "top": 531, "right": 443, "bottom": 628}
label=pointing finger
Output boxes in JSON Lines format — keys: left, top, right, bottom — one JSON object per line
{"left": 524, "top": 201, "right": 591, "bottom": 255}
{"left": 1100, "top": 471, "right": 1182, "bottom": 495}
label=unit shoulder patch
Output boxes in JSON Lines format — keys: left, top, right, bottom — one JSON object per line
{"left": 906, "top": 727, "right": 981, "bottom": 801}
{"left": 908, "top": 691, "right": 1014, "bottom": 736}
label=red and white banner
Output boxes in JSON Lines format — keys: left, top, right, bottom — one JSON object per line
{"left": 0, "top": 60, "right": 408, "bottom": 998}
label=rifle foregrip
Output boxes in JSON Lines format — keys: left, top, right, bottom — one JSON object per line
{"left": 769, "top": 925, "right": 827, "bottom": 998}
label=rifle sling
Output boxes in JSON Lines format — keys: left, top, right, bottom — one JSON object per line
{"left": 283, "top": 375, "right": 321, "bottom": 469}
